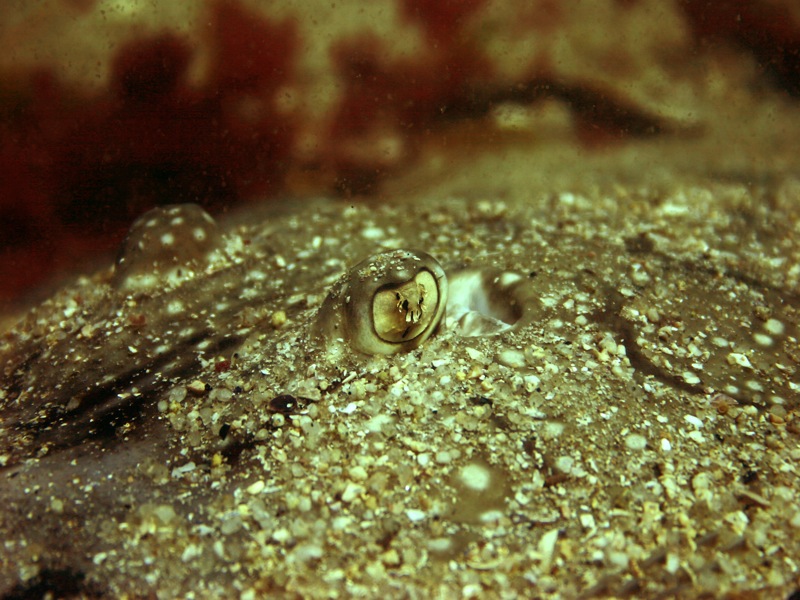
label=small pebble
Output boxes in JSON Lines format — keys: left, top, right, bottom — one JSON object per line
{"left": 272, "top": 528, "right": 291, "bottom": 543}
{"left": 406, "top": 509, "right": 426, "bottom": 522}
{"left": 682, "top": 371, "right": 702, "bottom": 385}
{"left": 790, "top": 511, "right": 800, "bottom": 529}
{"left": 271, "top": 310, "right": 287, "bottom": 329}
{"left": 187, "top": 380, "right": 207, "bottom": 395}
{"left": 247, "top": 480, "right": 266, "bottom": 495}
{"left": 625, "top": 433, "right": 647, "bottom": 451}
{"left": 435, "top": 451, "right": 452, "bottom": 464}
{"left": 538, "top": 528, "right": 560, "bottom": 570}
{"left": 727, "top": 353, "right": 753, "bottom": 369}
{"left": 341, "top": 482, "right": 364, "bottom": 503}
{"left": 497, "top": 349, "right": 526, "bottom": 369}
{"left": 684, "top": 414, "right": 704, "bottom": 429}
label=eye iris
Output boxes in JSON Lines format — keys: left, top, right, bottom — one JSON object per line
{"left": 372, "top": 270, "right": 438, "bottom": 343}
{"left": 314, "top": 248, "right": 448, "bottom": 356}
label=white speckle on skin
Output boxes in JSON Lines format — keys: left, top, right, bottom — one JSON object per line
{"left": 479, "top": 509, "right": 504, "bottom": 524}
{"left": 459, "top": 463, "right": 492, "bottom": 491}
{"left": 361, "top": 226, "right": 385, "bottom": 240}
{"left": 752, "top": 333, "right": 773, "bottom": 346}
{"left": 746, "top": 380, "right": 764, "bottom": 392}
{"left": 764, "top": 318, "right": 785, "bottom": 336}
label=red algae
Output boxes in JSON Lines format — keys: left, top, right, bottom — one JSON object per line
{"left": 0, "top": 1, "right": 298, "bottom": 305}
{"left": 398, "top": 0, "right": 488, "bottom": 44}
{"left": 326, "top": 33, "right": 488, "bottom": 194}
{"left": 679, "top": 0, "right": 800, "bottom": 96}
{"left": 326, "top": 0, "right": 493, "bottom": 194}
{"left": 208, "top": 0, "right": 297, "bottom": 94}
{"left": 1, "top": 0, "right": 799, "bottom": 306}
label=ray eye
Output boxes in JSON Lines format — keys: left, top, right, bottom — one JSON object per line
{"left": 315, "top": 249, "right": 448, "bottom": 355}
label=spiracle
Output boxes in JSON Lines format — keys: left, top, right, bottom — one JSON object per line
{"left": 315, "top": 249, "right": 448, "bottom": 355}
{"left": 446, "top": 269, "right": 525, "bottom": 337}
